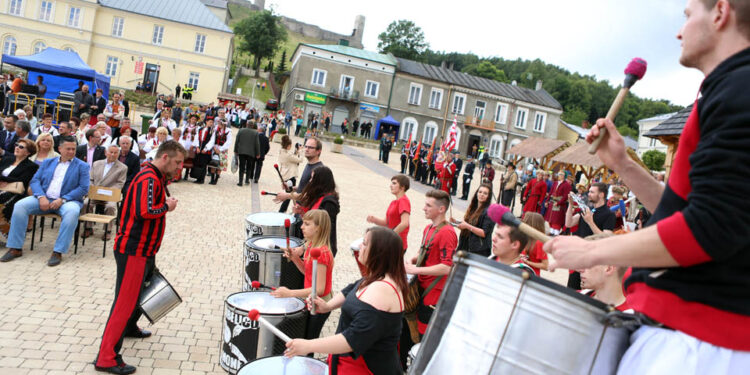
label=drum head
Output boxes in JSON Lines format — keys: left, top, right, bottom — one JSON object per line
{"left": 226, "top": 291, "right": 304, "bottom": 315}
{"left": 238, "top": 356, "right": 328, "bottom": 375}
{"left": 246, "top": 212, "right": 296, "bottom": 226}
{"left": 246, "top": 236, "right": 303, "bottom": 252}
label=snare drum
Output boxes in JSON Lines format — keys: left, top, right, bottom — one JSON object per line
{"left": 244, "top": 236, "right": 305, "bottom": 291}
{"left": 138, "top": 269, "right": 182, "bottom": 324}
{"left": 410, "top": 252, "right": 631, "bottom": 375}
{"left": 245, "top": 212, "right": 296, "bottom": 238}
{"left": 237, "top": 356, "right": 328, "bottom": 375}
{"left": 220, "top": 292, "right": 307, "bottom": 374}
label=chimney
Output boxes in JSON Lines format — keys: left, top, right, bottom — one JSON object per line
{"left": 535, "top": 80, "right": 543, "bottom": 91}
{"left": 441, "top": 61, "right": 447, "bottom": 69}
{"left": 511, "top": 80, "right": 517, "bottom": 86}
{"left": 448, "top": 62, "right": 455, "bottom": 70}
{"left": 582, "top": 120, "right": 590, "bottom": 129}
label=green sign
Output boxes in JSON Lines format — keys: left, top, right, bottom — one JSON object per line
{"left": 305, "top": 92, "right": 327, "bottom": 104}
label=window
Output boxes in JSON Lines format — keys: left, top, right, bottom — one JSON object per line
{"left": 400, "top": 118, "right": 418, "bottom": 141}
{"left": 515, "top": 107, "right": 528, "bottom": 129}
{"left": 649, "top": 138, "right": 657, "bottom": 147}
{"left": 452, "top": 93, "right": 466, "bottom": 115}
{"left": 152, "top": 25, "right": 164, "bottom": 45}
{"left": 474, "top": 100, "right": 486, "bottom": 120}
{"left": 39, "top": 1, "right": 53, "bottom": 22}
{"left": 111, "top": 17, "right": 124, "bottom": 37}
{"left": 364, "top": 80, "right": 379, "bottom": 98}
{"left": 533, "top": 112, "right": 547, "bottom": 133}
{"left": 429, "top": 88, "right": 443, "bottom": 109}
{"left": 33, "top": 41, "right": 46, "bottom": 54}
{"left": 408, "top": 83, "right": 422, "bottom": 105}
{"left": 489, "top": 136, "right": 504, "bottom": 158}
{"left": 311, "top": 69, "right": 326, "bottom": 86}
{"left": 188, "top": 72, "right": 200, "bottom": 90}
{"left": 9, "top": 0, "right": 23, "bottom": 16}
{"left": 194, "top": 34, "right": 206, "bottom": 53}
{"left": 423, "top": 122, "right": 438, "bottom": 144}
{"left": 105, "top": 56, "right": 119, "bottom": 77}
{"left": 2, "top": 36, "right": 17, "bottom": 56}
{"left": 339, "top": 75, "right": 354, "bottom": 95}
{"left": 67, "top": 7, "right": 81, "bottom": 27}
{"left": 495, "top": 103, "right": 508, "bottom": 124}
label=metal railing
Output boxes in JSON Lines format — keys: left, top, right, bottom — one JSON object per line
{"left": 329, "top": 88, "right": 360, "bottom": 102}
{"left": 6, "top": 94, "right": 75, "bottom": 125}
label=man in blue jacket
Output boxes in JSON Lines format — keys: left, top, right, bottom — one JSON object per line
{"left": 0, "top": 136, "right": 90, "bottom": 266}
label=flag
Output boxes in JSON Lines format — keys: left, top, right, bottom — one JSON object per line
{"left": 443, "top": 116, "right": 458, "bottom": 152}
{"left": 427, "top": 136, "right": 437, "bottom": 166}
{"left": 405, "top": 132, "right": 412, "bottom": 151}
{"left": 413, "top": 136, "right": 422, "bottom": 161}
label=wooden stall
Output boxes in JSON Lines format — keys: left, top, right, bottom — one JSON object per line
{"left": 505, "top": 137, "right": 570, "bottom": 171}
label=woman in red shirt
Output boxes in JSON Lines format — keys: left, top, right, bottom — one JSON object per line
{"left": 271, "top": 209, "right": 334, "bottom": 340}
{"left": 520, "top": 212, "right": 549, "bottom": 276}
{"left": 366, "top": 174, "right": 411, "bottom": 252}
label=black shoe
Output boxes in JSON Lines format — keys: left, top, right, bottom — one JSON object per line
{"left": 253, "top": 179, "right": 258, "bottom": 183}
{"left": 47, "top": 252, "right": 62, "bottom": 267}
{"left": 237, "top": 182, "right": 243, "bottom": 187}
{"left": 194, "top": 180, "right": 204, "bottom": 184}
{"left": 94, "top": 364, "right": 136, "bottom": 375}
{"left": 0, "top": 249, "right": 21, "bottom": 262}
{"left": 124, "top": 328, "right": 152, "bottom": 338}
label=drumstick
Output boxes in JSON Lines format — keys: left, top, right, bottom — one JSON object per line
{"left": 273, "top": 164, "right": 289, "bottom": 192}
{"left": 284, "top": 219, "right": 291, "bottom": 262}
{"left": 260, "top": 191, "right": 277, "bottom": 197}
{"left": 247, "top": 309, "right": 291, "bottom": 343}
{"left": 588, "top": 58, "right": 647, "bottom": 154}
{"left": 251, "top": 280, "right": 276, "bottom": 291}
{"left": 309, "top": 248, "right": 321, "bottom": 315}
{"left": 488, "top": 203, "right": 551, "bottom": 243}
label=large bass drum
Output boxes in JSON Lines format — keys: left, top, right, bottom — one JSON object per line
{"left": 237, "top": 356, "right": 328, "bottom": 375}
{"left": 410, "top": 252, "right": 632, "bottom": 375}
{"left": 245, "top": 212, "right": 296, "bottom": 238}
{"left": 220, "top": 292, "right": 307, "bottom": 374}
{"left": 243, "top": 236, "right": 305, "bottom": 291}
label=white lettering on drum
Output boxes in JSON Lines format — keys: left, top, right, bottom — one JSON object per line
{"left": 225, "top": 308, "right": 260, "bottom": 329}
{"left": 220, "top": 351, "right": 243, "bottom": 372}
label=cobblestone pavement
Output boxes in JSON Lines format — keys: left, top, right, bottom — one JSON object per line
{"left": 0, "top": 131, "right": 565, "bottom": 374}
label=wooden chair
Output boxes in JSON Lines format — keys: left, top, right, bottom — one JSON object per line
{"left": 77, "top": 186, "right": 122, "bottom": 257}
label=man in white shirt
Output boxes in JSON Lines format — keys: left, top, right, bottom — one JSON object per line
{"left": 0, "top": 137, "right": 89, "bottom": 266}
{"left": 81, "top": 145, "right": 127, "bottom": 240}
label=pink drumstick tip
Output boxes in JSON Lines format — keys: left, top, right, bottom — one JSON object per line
{"left": 247, "top": 309, "right": 260, "bottom": 321}
{"left": 261, "top": 191, "right": 267, "bottom": 195}
{"left": 625, "top": 58, "right": 647, "bottom": 80}
{"left": 274, "top": 164, "right": 280, "bottom": 169}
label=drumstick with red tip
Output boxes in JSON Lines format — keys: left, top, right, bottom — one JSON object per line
{"left": 284, "top": 219, "right": 291, "bottom": 262}
{"left": 273, "top": 164, "right": 289, "bottom": 192}
{"left": 251, "top": 280, "right": 276, "bottom": 291}
{"left": 488, "top": 204, "right": 551, "bottom": 244}
{"left": 309, "top": 248, "right": 321, "bottom": 315}
{"left": 261, "top": 191, "right": 277, "bottom": 197}
{"left": 247, "top": 309, "right": 291, "bottom": 343}
{"left": 588, "top": 58, "right": 647, "bottom": 154}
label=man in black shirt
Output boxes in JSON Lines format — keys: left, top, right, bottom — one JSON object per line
{"left": 460, "top": 155, "right": 475, "bottom": 200}
{"left": 564, "top": 182, "right": 615, "bottom": 288}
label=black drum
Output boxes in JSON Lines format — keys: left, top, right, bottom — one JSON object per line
{"left": 237, "top": 356, "right": 328, "bottom": 374}
{"left": 220, "top": 292, "right": 308, "bottom": 374}
{"left": 410, "top": 252, "right": 632, "bottom": 375}
{"left": 244, "top": 236, "right": 305, "bottom": 291}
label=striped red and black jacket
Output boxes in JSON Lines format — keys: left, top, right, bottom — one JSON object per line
{"left": 114, "top": 162, "right": 168, "bottom": 257}
{"left": 624, "top": 47, "right": 750, "bottom": 351}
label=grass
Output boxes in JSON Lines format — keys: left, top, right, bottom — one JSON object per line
{"left": 235, "top": 75, "right": 274, "bottom": 105}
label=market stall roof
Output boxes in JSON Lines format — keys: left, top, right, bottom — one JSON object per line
{"left": 506, "top": 137, "right": 569, "bottom": 160}
{"left": 644, "top": 104, "right": 693, "bottom": 138}
{"left": 551, "top": 141, "right": 604, "bottom": 169}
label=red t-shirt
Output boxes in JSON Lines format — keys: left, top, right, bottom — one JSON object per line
{"left": 418, "top": 224, "right": 457, "bottom": 306}
{"left": 526, "top": 241, "right": 548, "bottom": 276}
{"left": 386, "top": 195, "right": 410, "bottom": 250}
{"left": 304, "top": 245, "right": 333, "bottom": 298}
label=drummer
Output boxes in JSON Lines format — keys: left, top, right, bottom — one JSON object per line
{"left": 284, "top": 227, "right": 406, "bottom": 374}
{"left": 489, "top": 223, "right": 535, "bottom": 274}
{"left": 95, "top": 141, "right": 185, "bottom": 375}
{"left": 546, "top": 0, "right": 750, "bottom": 371}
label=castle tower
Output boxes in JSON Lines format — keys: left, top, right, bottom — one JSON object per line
{"left": 352, "top": 15, "right": 365, "bottom": 48}
{"left": 255, "top": 0, "right": 265, "bottom": 10}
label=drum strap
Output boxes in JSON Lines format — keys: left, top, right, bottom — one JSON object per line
{"left": 415, "top": 222, "right": 447, "bottom": 299}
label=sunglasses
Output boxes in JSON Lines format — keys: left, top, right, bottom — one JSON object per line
{"left": 15, "top": 144, "right": 25, "bottom": 150}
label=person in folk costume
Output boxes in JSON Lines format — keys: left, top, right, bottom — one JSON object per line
{"left": 192, "top": 117, "right": 215, "bottom": 184}
{"left": 408, "top": 141, "right": 418, "bottom": 177}
{"left": 543, "top": 171, "right": 558, "bottom": 220}
{"left": 523, "top": 171, "right": 547, "bottom": 214}
{"left": 400, "top": 141, "right": 409, "bottom": 174}
{"left": 143, "top": 127, "right": 169, "bottom": 159}
{"left": 207, "top": 118, "right": 233, "bottom": 185}
{"left": 180, "top": 114, "right": 199, "bottom": 180}
{"left": 104, "top": 92, "right": 125, "bottom": 139}
{"left": 547, "top": 172, "right": 573, "bottom": 235}
{"left": 436, "top": 151, "right": 456, "bottom": 194}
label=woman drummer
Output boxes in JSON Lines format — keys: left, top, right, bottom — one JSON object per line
{"left": 452, "top": 183, "right": 494, "bottom": 257}
{"left": 284, "top": 226, "right": 406, "bottom": 374}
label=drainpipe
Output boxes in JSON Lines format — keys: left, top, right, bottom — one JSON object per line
{"left": 386, "top": 64, "right": 397, "bottom": 116}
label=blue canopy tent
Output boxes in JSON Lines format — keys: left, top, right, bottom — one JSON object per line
{"left": 1, "top": 47, "right": 110, "bottom": 99}
{"left": 374, "top": 115, "right": 400, "bottom": 140}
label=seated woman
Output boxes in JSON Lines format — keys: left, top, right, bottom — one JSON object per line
{"left": 284, "top": 226, "right": 406, "bottom": 374}
{"left": 0, "top": 139, "right": 39, "bottom": 235}
{"left": 30, "top": 133, "right": 59, "bottom": 166}
{"left": 453, "top": 183, "right": 495, "bottom": 257}
{"left": 143, "top": 127, "right": 169, "bottom": 160}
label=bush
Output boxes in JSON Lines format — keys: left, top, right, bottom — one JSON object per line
{"left": 642, "top": 149, "right": 666, "bottom": 171}
{"left": 277, "top": 127, "right": 287, "bottom": 135}
{"left": 333, "top": 135, "right": 344, "bottom": 145}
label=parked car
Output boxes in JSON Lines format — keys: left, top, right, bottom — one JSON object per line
{"left": 265, "top": 99, "right": 278, "bottom": 111}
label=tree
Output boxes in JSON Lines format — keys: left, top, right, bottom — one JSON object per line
{"left": 234, "top": 10, "right": 287, "bottom": 77}
{"left": 462, "top": 61, "right": 508, "bottom": 82}
{"left": 642, "top": 149, "right": 666, "bottom": 171}
{"left": 377, "top": 20, "right": 428, "bottom": 60}
{"left": 275, "top": 50, "right": 288, "bottom": 74}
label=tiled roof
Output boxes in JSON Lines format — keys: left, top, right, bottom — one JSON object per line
{"left": 638, "top": 111, "right": 677, "bottom": 123}
{"left": 302, "top": 44, "right": 398, "bottom": 66}
{"left": 644, "top": 105, "right": 692, "bottom": 137}
{"left": 99, "top": 0, "right": 232, "bottom": 33}
{"left": 396, "top": 57, "right": 563, "bottom": 110}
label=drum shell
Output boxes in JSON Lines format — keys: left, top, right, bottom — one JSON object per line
{"left": 243, "top": 236, "right": 304, "bottom": 291}
{"left": 245, "top": 212, "right": 296, "bottom": 238}
{"left": 237, "top": 355, "right": 328, "bottom": 374}
{"left": 220, "top": 292, "right": 308, "bottom": 374}
{"left": 138, "top": 270, "right": 182, "bottom": 324}
{"left": 411, "top": 253, "right": 630, "bottom": 375}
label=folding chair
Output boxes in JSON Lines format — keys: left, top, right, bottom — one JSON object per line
{"left": 77, "top": 186, "right": 122, "bottom": 257}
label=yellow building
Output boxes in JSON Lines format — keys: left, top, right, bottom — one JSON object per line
{"left": 0, "top": 0, "right": 233, "bottom": 103}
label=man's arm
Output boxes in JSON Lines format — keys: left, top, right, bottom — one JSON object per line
{"left": 565, "top": 200, "right": 580, "bottom": 228}
{"left": 113, "top": 166, "right": 127, "bottom": 191}
{"left": 62, "top": 162, "right": 90, "bottom": 202}
{"left": 29, "top": 165, "right": 45, "bottom": 197}
{"left": 135, "top": 177, "right": 168, "bottom": 219}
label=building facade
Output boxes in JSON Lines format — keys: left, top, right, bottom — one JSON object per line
{"left": 0, "top": 0, "right": 233, "bottom": 103}
{"left": 637, "top": 112, "right": 674, "bottom": 156}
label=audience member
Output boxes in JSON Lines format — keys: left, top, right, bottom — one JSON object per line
{"left": 81, "top": 145, "right": 127, "bottom": 240}
{"left": 0, "top": 139, "right": 39, "bottom": 235}
{"left": 76, "top": 129, "right": 106, "bottom": 169}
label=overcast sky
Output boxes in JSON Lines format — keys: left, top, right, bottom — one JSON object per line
{"left": 268, "top": 0, "right": 704, "bottom": 106}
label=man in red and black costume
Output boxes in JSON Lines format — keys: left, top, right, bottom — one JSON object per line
{"left": 547, "top": 0, "right": 750, "bottom": 371}
{"left": 435, "top": 152, "right": 456, "bottom": 194}
{"left": 94, "top": 141, "right": 185, "bottom": 374}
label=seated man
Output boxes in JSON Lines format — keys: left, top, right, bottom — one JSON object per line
{"left": 0, "top": 136, "right": 89, "bottom": 266}
{"left": 579, "top": 233, "right": 631, "bottom": 312}
{"left": 82, "top": 145, "right": 127, "bottom": 240}
{"left": 489, "top": 223, "right": 535, "bottom": 274}
{"left": 76, "top": 128, "right": 106, "bottom": 169}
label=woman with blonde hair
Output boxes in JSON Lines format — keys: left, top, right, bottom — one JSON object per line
{"left": 30, "top": 133, "right": 59, "bottom": 165}
{"left": 76, "top": 114, "right": 92, "bottom": 144}
{"left": 520, "top": 212, "right": 549, "bottom": 276}
{"left": 143, "top": 127, "right": 169, "bottom": 159}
